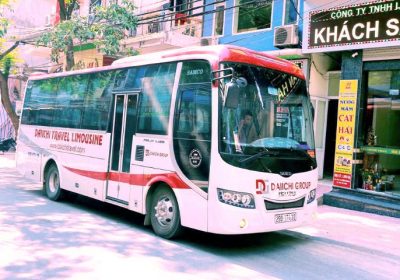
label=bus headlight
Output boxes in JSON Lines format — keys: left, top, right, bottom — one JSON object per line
{"left": 307, "top": 189, "right": 316, "bottom": 204}
{"left": 217, "top": 188, "right": 255, "bottom": 209}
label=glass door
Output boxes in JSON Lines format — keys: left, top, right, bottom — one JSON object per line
{"left": 107, "top": 93, "right": 139, "bottom": 204}
{"left": 311, "top": 97, "right": 329, "bottom": 179}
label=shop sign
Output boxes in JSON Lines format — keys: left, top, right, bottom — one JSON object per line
{"left": 303, "top": 0, "right": 400, "bottom": 53}
{"left": 333, "top": 80, "right": 358, "bottom": 188}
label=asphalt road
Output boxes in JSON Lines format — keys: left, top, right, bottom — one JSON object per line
{"left": 1, "top": 155, "right": 399, "bottom": 280}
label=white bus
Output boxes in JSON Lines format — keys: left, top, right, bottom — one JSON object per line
{"left": 17, "top": 45, "right": 318, "bottom": 239}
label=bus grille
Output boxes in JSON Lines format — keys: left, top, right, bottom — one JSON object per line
{"left": 264, "top": 197, "right": 305, "bottom": 210}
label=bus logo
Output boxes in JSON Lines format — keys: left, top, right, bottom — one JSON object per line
{"left": 189, "top": 149, "right": 202, "bottom": 168}
{"left": 256, "top": 179, "right": 268, "bottom": 194}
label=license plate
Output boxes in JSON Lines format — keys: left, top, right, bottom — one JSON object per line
{"left": 274, "top": 212, "right": 297, "bottom": 224}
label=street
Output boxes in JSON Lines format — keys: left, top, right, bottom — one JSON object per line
{"left": 1, "top": 154, "right": 400, "bottom": 280}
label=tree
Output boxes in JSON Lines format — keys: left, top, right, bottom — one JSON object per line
{"left": 0, "top": 0, "right": 21, "bottom": 135}
{"left": 38, "top": 0, "right": 138, "bottom": 71}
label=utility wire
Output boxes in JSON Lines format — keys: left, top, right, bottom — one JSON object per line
{"left": 12, "top": 0, "right": 352, "bottom": 69}
{"left": 221, "top": 0, "right": 357, "bottom": 45}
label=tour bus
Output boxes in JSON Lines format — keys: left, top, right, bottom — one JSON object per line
{"left": 17, "top": 45, "right": 318, "bottom": 239}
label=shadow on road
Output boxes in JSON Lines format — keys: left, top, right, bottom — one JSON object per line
{"left": 2, "top": 167, "right": 394, "bottom": 280}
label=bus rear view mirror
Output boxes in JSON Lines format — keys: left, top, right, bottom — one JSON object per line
{"left": 223, "top": 77, "right": 247, "bottom": 109}
{"left": 224, "top": 81, "right": 240, "bottom": 108}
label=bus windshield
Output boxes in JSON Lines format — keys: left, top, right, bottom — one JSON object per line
{"left": 219, "top": 63, "right": 316, "bottom": 175}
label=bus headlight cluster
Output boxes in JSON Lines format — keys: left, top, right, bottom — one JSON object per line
{"left": 217, "top": 188, "right": 255, "bottom": 209}
{"left": 307, "top": 189, "right": 316, "bottom": 204}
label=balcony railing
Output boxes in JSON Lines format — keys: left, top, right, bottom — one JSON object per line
{"left": 127, "top": 10, "right": 202, "bottom": 41}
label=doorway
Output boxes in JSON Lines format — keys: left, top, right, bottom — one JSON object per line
{"left": 107, "top": 92, "right": 139, "bottom": 204}
{"left": 323, "top": 99, "right": 338, "bottom": 178}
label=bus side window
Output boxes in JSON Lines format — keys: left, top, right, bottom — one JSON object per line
{"left": 176, "top": 91, "right": 194, "bottom": 134}
{"left": 82, "top": 70, "right": 113, "bottom": 130}
{"left": 137, "top": 63, "right": 177, "bottom": 135}
{"left": 175, "top": 88, "right": 211, "bottom": 139}
{"left": 23, "top": 79, "right": 59, "bottom": 127}
{"left": 52, "top": 75, "right": 87, "bottom": 128}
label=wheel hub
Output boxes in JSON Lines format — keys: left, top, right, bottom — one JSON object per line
{"left": 49, "top": 172, "right": 59, "bottom": 193}
{"left": 154, "top": 197, "right": 174, "bottom": 226}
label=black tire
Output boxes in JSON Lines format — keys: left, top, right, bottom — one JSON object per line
{"left": 44, "top": 164, "right": 65, "bottom": 201}
{"left": 150, "top": 186, "right": 183, "bottom": 239}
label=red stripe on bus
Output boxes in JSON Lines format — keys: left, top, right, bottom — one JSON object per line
{"left": 63, "top": 166, "right": 190, "bottom": 189}
{"left": 64, "top": 166, "right": 108, "bottom": 181}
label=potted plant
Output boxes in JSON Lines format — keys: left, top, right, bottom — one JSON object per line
{"left": 361, "top": 167, "right": 381, "bottom": 191}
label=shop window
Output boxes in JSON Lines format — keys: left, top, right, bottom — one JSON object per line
{"left": 363, "top": 70, "right": 400, "bottom": 194}
{"left": 284, "top": 0, "right": 299, "bottom": 25}
{"left": 234, "top": 0, "right": 272, "bottom": 34}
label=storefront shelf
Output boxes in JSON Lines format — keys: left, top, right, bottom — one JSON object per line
{"left": 361, "top": 146, "right": 400, "bottom": 156}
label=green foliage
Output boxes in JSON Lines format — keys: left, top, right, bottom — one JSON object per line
{"left": 0, "top": 0, "right": 19, "bottom": 76}
{"left": 37, "top": 0, "right": 138, "bottom": 66}
{"left": 0, "top": 0, "right": 10, "bottom": 38}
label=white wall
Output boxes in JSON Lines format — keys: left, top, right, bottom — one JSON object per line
{"left": 308, "top": 53, "right": 337, "bottom": 98}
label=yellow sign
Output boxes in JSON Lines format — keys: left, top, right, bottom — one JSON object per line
{"left": 333, "top": 80, "right": 358, "bottom": 188}
{"left": 339, "top": 79, "right": 358, "bottom": 94}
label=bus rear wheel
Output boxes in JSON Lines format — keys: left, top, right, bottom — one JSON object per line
{"left": 150, "top": 186, "right": 182, "bottom": 239}
{"left": 44, "top": 164, "right": 65, "bottom": 201}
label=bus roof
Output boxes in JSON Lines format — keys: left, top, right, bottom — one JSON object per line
{"left": 113, "top": 45, "right": 304, "bottom": 79}
{"left": 28, "top": 45, "right": 304, "bottom": 81}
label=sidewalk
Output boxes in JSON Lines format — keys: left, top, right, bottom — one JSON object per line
{"left": 316, "top": 178, "right": 333, "bottom": 204}
{"left": 317, "top": 175, "right": 400, "bottom": 218}
{"left": 292, "top": 204, "right": 400, "bottom": 259}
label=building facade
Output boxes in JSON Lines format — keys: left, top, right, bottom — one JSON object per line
{"left": 303, "top": 0, "right": 400, "bottom": 197}
{"left": 202, "top": 0, "right": 303, "bottom": 50}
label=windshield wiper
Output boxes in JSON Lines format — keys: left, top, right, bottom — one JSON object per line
{"left": 239, "top": 149, "right": 279, "bottom": 164}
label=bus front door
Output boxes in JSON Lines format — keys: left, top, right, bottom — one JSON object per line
{"left": 107, "top": 93, "right": 138, "bottom": 205}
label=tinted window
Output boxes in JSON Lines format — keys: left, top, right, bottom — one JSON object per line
{"left": 175, "top": 87, "right": 211, "bottom": 139}
{"left": 52, "top": 75, "right": 87, "bottom": 128}
{"left": 137, "top": 63, "right": 177, "bottom": 134}
{"left": 180, "top": 60, "right": 211, "bottom": 84}
{"left": 81, "top": 71, "right": 113, "bottom": 130}
{"left": 21, "top": 78, "right": 59, "bottom": 126}
{"left": 21, "top": 70, "right": 115, "bottom": 131}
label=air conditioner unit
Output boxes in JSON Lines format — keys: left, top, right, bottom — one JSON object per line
{"left": 200, "top": 37, "right": 219, "bottom": 46}
{"left": 274, "top": 24, "right": 299, "bottom": 48}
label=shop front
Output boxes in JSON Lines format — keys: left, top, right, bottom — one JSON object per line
{"left": 303, "top": 0, "right": 400, "bottom": 199}
{"left": 361, "top": 62, "right": 400, "bottom": 195}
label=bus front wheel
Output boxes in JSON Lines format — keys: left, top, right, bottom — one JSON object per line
{"left": 44, "top": 164, "right": 65, "bottom": 201}
{"left": 150, "top": 186, "right": 183, "bottom": 239}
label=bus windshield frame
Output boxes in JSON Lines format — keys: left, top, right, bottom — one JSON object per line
{"left": 218, "top": 62, "right": 317, "bottom": 175}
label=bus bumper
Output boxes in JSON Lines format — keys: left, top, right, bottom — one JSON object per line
{"left": 207, "top": 199, "right": 317, "bottom": 235}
